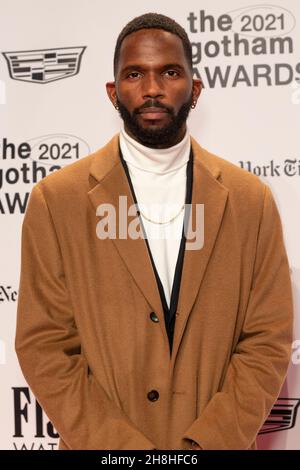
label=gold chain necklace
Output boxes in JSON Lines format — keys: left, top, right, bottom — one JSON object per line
{"left": 137, "top": 203, "right": 185, "bottom": 225}
{"left": 136, "top": 184, "right": 187, "bottom": 225}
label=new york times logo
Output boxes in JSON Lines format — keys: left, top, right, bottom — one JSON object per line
{"left": 0, "top": 285, "right": 18, "bottom": 303}
{"left": 239, "top": 159, "right": 300, "bottom": 177}
{"left": 188, "top": 5, "right": 300, "bottom": 87}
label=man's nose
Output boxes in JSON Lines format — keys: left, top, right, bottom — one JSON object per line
{"left": 142, "top": 73, "right": 164, "bottom": 99}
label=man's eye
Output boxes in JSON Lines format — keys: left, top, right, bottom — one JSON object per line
{"left": 165, "top": 70, "right": 179, "bottom": 77}
{"left": 127, "top": 72, "right": 142, "bottom": 79}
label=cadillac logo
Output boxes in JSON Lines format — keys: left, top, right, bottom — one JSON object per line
{"left": 2, "top": 46, "right": 86, "bottom": 84}
{"left": 259, "top": 398, "right": 300, "bottom": 434}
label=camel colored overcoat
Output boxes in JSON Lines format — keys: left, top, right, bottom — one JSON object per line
{"left": 15, "top": 133, "right": 293, "bottom": 450}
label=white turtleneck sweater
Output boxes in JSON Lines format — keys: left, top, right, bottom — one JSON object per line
{"left": 119, "top": 123, "right": 191, "bottom": 308}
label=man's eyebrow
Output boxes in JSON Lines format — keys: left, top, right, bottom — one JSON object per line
{"left": 120, "top": 63, "right": 185, "bottom": 74}
{"left": 160, "top": 63, "right": 185, "bottom": 71}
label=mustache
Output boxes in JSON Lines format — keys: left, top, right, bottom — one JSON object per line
{"left": 134, "top": 101, "right": 173, "bottom": 114}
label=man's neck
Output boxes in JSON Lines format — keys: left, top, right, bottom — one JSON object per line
{"left": 119, "top": 123, "right": 191, "bottom": 174}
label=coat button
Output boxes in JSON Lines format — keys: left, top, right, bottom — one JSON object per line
{"left": 150, "top": 312, "right": 159, "bottom": 322}
{"left": 147, "top": 390, "right": 159, "bottom": 402}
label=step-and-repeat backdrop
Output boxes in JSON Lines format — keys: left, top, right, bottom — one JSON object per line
{"left": 0, "top": 0, "right": 299, "bottom": 450}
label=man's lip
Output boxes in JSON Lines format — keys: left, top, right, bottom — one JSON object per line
{"left": 139, "top": 107, "right": 168, "bottom": 114}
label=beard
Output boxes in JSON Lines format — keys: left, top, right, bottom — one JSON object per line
{"left": 116, "top": 92, "right": 193, "bottom": 148}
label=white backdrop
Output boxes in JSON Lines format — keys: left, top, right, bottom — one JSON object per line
{"left": 0, "top": 0, "right": 299, "bottom": 450}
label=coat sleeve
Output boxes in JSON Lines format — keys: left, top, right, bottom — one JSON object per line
{"left": 15, "top": 183, "right": 157, "bottom": 450}
{"left": 181, "top": 184, "right": 294, "bottom": 450}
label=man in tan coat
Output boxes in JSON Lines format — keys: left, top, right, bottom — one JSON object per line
{"left": 15, "top": 13, "right": 293, "bottom": 450}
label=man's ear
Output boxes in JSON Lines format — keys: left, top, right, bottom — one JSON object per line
{"left": 106, "top": 81, "right": 117, "bottom": 107}
{"left": 192, "top": 78, "right": 202, "bottom": 103}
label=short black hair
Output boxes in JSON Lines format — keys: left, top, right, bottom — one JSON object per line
{"left": 113, "top": 12, "right": 193, "bottom": 78}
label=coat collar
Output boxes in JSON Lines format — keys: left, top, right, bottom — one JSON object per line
{"left": 89, "top": 132, "right": 222, "bottom": 183}
{"left": 88, "top": 133, "right": 228, "bottom": 367}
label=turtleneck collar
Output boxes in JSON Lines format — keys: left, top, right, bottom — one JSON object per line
{"left": 119, "top": 122, "right": 191, "bottom": 175}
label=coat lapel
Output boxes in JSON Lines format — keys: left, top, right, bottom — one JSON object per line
{"left": 87, "top": 134, "right": 166, "bottom": 340}
{"left": 170, "top": 136, "right": 229, "bottom": 368}
{"left": 87, "top": 133, "right": 229, "bottom": 363}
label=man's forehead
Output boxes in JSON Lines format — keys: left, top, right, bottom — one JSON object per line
{"left": 119, "top": 29, "right": 186, "bottom": 65}
{"left": 120, "top": 29, "right": 184, "bottom": 56}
